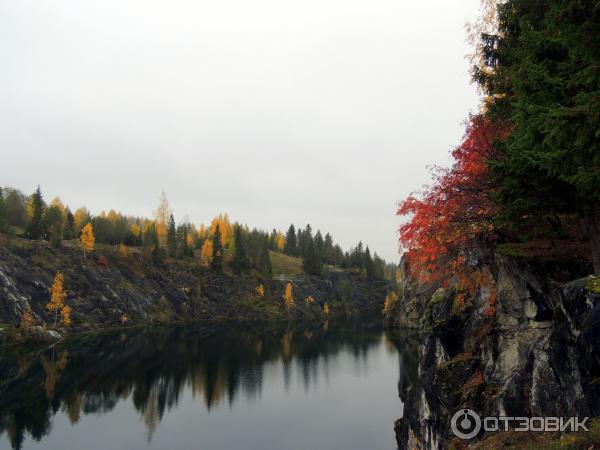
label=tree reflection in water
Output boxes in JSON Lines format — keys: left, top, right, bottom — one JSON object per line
{"left": 0, "top": 319, "right": 418, "bottom": 450}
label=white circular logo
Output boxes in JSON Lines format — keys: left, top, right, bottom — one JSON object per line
{"left": 451, "top": 409, "right": 481, "bottom": 440}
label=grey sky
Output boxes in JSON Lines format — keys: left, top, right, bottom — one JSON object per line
{"left": 1, "top": 0, "right": 480, "bottom": 262}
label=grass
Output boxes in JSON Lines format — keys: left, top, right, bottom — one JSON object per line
{"left": 269, "top": 251, "right": 304, "bottom": 277}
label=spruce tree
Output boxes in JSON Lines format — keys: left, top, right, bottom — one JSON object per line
{"left": 284, "top": 224, "right": 297, "bottom": 256}
{"left": 26, "top": 185, "right": 45, "bottom": 239}
{"left": 211, "top": 223, "right": 224, "bottom": 272}
{"left": 364, "top": 246, "right": 375, "bottom": 278}
{"left": 231, "top": 223, "right": 250, "bottom": 274}
{"left": 0, "top": 188, "right": 8, "bottom": 233}
{"left": 475, "top": 0, "right": 600, "bottom": 271}
{"left": 258, "top": 236, "right": 272, "bottom": 276}
{"left": 167, "top": 213, "right": 177, "bottom": 257}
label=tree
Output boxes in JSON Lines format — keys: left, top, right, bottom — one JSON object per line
{"left": 0, "top": 188, "right": 8, "bottom": 233}
{"left": 474, "top": 0, "right": 600, "bottom": 272}
{"left": 44, "top": 201, "right": 65, "bottom": 248}
{"left": 80, "top": 223, "right": 95, "bottom": 258}
{"left": 48, "top": 273, "right": 67, "bottom": 327}
{"left": 26, "top": 185, "right": 45, "bottom": 239}
{"left": 274, "top": 232, "right": 285, "bottom": 252}
{"left": 283, "top": 282, "right": 294, "bottom": 309}
{"left": 73, "top": 207, "right": 91, "bottom": 235}
{"left": 211, "top": 223, "right": 223, "bottom": 272}
{"left": 284, "top": 225, "right": 297, "bottom": 255}
{"left": 153, "top": 191, "right": 171, "bottom": 248}
{"left": 166, "top": 213, "right": 177, "bottom": 257}
{"left": 364, "top": 246, "right": 375, "bottom": 278}
{"left": 258, "top": 236, "right": 272, "bottom": 276}
{"left": 256, "top": 284, "right": 265, "bottom": 298}
{"left": 398, "top": 115, "right": 502, "bottom": 296}
{"left": 200, "top": 239, "right": 213, "bottom": 267}
{"left": 231, "top": 223, "right": 250, "bottom": 274}
{"left": 303, "top": 239, "right": 322, "bottom": 276}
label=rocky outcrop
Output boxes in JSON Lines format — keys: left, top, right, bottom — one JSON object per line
{"left": 386, "top": 250, "right": 600, "bottom": 449}
{"left": 0, "top": 242, "right": 389, "bottom": 334}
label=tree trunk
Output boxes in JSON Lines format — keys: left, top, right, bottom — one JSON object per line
{"left": 588, "top": 207, "right": 600, "bottom": 274}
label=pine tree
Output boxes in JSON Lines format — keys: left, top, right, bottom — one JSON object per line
{"left": 26, "top": 185, "right": 45, "bottom": 239}
{"left": 231, "top": 223, "right": 250, "bottom": 274}
{"left": 166, "top": 213, "right": 177, "bottom": 257}
{"left": 211, "top": 223, "right": 223, "bottom": 272}
{"left": 64, "top": 208, "right": 75, "bottom": 240}
{"left": 284, "top": 224, "right": 297, "bottom": 256}
{"left": 44, "top": 204, "right": 64, "bottom": 248}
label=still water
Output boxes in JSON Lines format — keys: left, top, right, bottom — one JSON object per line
{"left": 0, "top": 320, "right": 417, "bottom": 450}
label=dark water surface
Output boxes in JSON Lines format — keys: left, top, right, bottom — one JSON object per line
{"left": 0, "top": 320, "right": 417, "bottom": 450}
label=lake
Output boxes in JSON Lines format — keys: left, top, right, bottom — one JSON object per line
{"left": 0, "top": 319, "right": 418, "bottom": 450}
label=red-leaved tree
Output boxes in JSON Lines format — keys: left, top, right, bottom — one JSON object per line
{"left": 398, "top": 115, "right": 507, "bottom": 305}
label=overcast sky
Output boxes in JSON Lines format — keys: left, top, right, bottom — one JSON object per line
{"left": 1, "top": 0, "right": 481, "bottom": 261}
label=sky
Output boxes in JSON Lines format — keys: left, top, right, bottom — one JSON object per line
{"left": 0, "top": 0, "right": 481, "bottom": 262}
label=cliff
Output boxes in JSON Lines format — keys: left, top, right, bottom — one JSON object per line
{"left": 0, "top": 239, "right": 389, "bottom": 340}
{"left": 385, "top": 247, "right": 600, "bottom": 449}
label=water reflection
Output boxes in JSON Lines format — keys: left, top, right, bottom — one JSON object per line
{"left": 0, "top": 320, "right": 418, "bottom": 450}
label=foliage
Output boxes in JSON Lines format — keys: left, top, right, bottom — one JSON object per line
{"left": 323, "top": 302, "right": 330, "bottom": 316}
{"left": 256, "top": 284, "right": 265, "bottom": 298}
{"left": 48, "top": 273, "right": 68, "bottom": 327}
{"left": 200, "top": 240, "right": 213, "bottom": 268}
{"left": 231, "top": 223, "right": 250, "bottom": 274}
{"left": 26, "top": 185, "right": 45, "bottom": 239}
{"left": 383, "top": 291, "right": 399, "bottom": 315}
{"left": 211, "top": 224, "right": 223, "bottom": 272}
{"left": 282, "top": 282, "right": 295, "bottom": 309}
{"left": 474, "top": 0, "right": 600, "bottom": 270}
{"left": 20, "top": 309, "right": 36, "bottom": 332}
{"left": 80, "top": 223, "right": 95, "bottom": 258}
{"left": 398, "top": 115, "right": 505, "bottom": 289}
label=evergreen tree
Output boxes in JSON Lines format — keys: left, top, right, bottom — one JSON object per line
{"left": 167, "top": 213, "right": 177, "bottom": 257}
{"left": 302, "top": 236, "right": 322, "bottom": 276}
{"left": 231, "top": 223, "right": 250, "bottom": 274}
{"left": 0, "top": 188, "right": 8, "bottom": 233}
{"left": 211, "top": 223, "right": 224, "bottom": 272}
{"left": 284, "top": 224, "right": 297, "bottom": 255}
{"left": 268, "top": 228, "right": 277, "bottom": 251}
{"left": 323, "top": 233, "right": 334, "bottom": 264}
{"left": 26, "top": 185, "right": 45, "bottom": 239}
{"left": 44, "top": 205, "right": 64, "bottom": 248}
{"left": 64, "top": 208, "right": 75, "bottom": 240}
{"left": 258, "top": 236, "right": 272, "bottom": 276}
{"left": 475, "top": 0, "right": 600, "bottom": 271}
{"left": 364, "top": 246, "right": 375, "bottom": 278}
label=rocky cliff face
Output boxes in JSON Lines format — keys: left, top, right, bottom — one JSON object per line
{"left": 385, "top": 250, "right": 600, "bottom": 449}
{"left": 0, "top": 241, "right": 389, "bottom": 336}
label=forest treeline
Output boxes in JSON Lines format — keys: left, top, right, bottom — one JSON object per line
{"left": 397, "top": 0, "right": 600, "bottom": 302}
{"left": 0, "top": 186, "right": 395, "bottom": 280}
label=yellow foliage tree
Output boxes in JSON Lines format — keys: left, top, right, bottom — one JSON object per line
{"left": 210, "top": 213, "right": 232, "bottom": 247}
{"left": 256, "top": 284, "right": 265, "bottom": 298}
{"left": 323, "top": 302, "right": 330, "bottom": 316}
{"left": 275, "top": 232, "right": 285, "bottom": 252}
{"left": 153, "top": 191, "right": 171, "bottom": 248}
{"left": 283, "top": 282, "right": 295, "bottom": 309}
{"left": 383, "top": 291, "right": 399, "bottom": 315}
{"left": 80, "top": 223, "right": 95, "bottom": 258}
{"left": 20, "top": 309, "right": 36, "bottom": 333}
{"left": 73, "top": 207, "right": 91, "bottom": 235}
{"left": 60, "top": 305, "right": 72, "bottom": 327}
{"left": 200, "top": 240, "right": 213, "bottom": 267}
{"left": 118, "top": 243, "right": 129, "bottom": 258}
{"left": 48, "top": 273, "right": 67, "bottom": 326}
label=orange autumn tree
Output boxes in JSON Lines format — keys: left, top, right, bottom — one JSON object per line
{"left": 80, "top": 223, "right": 95, "bottom": 258}
{"left": 397, "top": 115, "right": 506, "bottom": 302}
